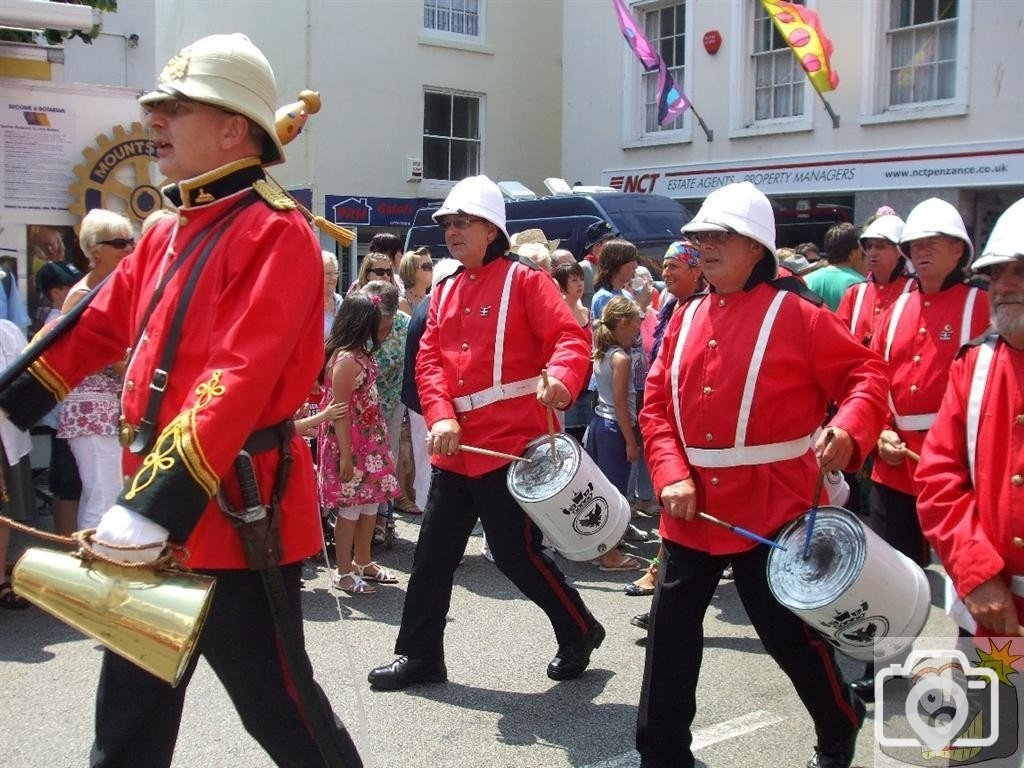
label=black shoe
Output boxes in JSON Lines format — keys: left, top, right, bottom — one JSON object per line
{"left": 547, "top": 621, "right": 606, "bottom": 681}
{"left": 630, "top": 611, "right": 650, "bottom": 631}
{"left": 848, "top": 676, "right": 875, "bottom": 703}
{"left": 367, "top": 656, "right": 447, "bottom": 690}
{"left": 806, "top": 694, "right": 866, "bottom": 768}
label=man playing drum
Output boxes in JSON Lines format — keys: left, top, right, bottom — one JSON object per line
{"left": 368, "top": 175, "right": 604, "bottom": 691}
{"left": 917, "top": 198, "right": 1024, "bottom": 640}
{"left": 0, "top": 34, "right": 360, "bottom": 768}
{"left": 636, "top": 182, "right": 888, "bottom": 768}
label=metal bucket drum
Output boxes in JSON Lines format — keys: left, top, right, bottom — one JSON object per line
{"left": 766, "top": 506, "right": 930, "bottom": 662}
{"left": 507, "top": 433, "right": 629, "bottom": 561}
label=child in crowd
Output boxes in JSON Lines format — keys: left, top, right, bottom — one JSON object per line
{"left": 318, "top": 283, "right": 401, "bottom": 595}
{"left": 586, "top": 296, "right": 644, "bottom": 572}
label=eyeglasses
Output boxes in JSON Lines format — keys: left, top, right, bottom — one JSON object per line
{"left": 438, "top": 216, "right": 485, "bottom": 231}
{"left": 368, "top": 267, "right": 394, "bottom": 278}
{"left": 143, "top": 97, "right": 227, "bottom": 118}
{"left": 419, "top": 262, "right": 434, "bottom": 271}
{"left": 689, "top": 228, "right": 738, "bottom": 247}
{"left": 98, "top": 238, "right": 135, "bottom": 250}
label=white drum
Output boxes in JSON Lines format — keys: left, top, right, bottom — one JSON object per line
{"left": 767, "top": 506, "right": 931, "bottom": 662}
{"left": 507, "top": 433, "right": 629, "bottom": 562}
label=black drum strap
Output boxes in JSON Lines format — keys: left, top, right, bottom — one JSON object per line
{"left": 128, "top": 194, "right": 256, "bottom": 454}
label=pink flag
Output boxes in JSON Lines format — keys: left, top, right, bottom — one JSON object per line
{"left": 612, "top": 0, "right": 691, "bottom": 125}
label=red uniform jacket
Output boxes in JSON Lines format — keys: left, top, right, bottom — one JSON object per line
{"left": 417, "top": 255, "right": 590, "bottom": 477}
{"left": 6, "top": 160, "right": 324, "bottom": 569}
{"left": 836, "top": 274, "right": 912, "bottom": 346}
{"left": 640, "top": 281, "right": 888, "bottom": 555}
{"left": 916, "top": 336, "right": 1024, "bottom": 601}
{"left": 869, "top": 283, "right": 989, "bottom": 495}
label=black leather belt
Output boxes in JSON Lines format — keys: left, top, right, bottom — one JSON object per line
{"left": 119, "top": 417, "right": 294, "bottom": 454}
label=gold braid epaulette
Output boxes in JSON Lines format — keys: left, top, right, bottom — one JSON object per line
{"left": 125, "top": 371, "right": 225, "bottom": 500}
{"left": 253, "top": 178, "right": 297, "bottom": 211}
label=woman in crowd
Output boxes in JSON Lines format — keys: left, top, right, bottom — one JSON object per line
{"left": 553, "top": 261, "right": 592, "bottom": 445}
{"left": 590, "top": 239, "right": 638, "bottom": 322}
{"left": 398, "top": 248, "right": 433, "bottom": 316}
{"left": 356, "top": 253, "right": 416, "bottom": 521}
{"left": 58, "top": 209, "right": 131, "bottom": 530}
{"left": 322, "top": 250, "right": 343, "bottom": 340}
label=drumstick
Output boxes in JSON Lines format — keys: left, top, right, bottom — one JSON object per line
{"left": 881, "top": 437, "right": 921, "bottom": 462}
{"left": 803, "top": 428, "right": 834, "bottom": 560}
{"left": 460, "top": 444, "right": 532, "bottom": 464}
{"left": 698, "top": 512, "right": 787, "bottom": 551}
{"left": 540, "top": 368, "right": 558, "bottom": 460}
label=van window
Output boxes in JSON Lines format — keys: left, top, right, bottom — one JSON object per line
{"left": 406, "top": 193, "right": 692, "bottom": 273}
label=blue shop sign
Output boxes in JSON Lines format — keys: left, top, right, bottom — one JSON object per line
{"left": 326, "top": 195, "right": 438, "bottom": 227}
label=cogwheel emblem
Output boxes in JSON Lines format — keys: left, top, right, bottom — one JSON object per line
{"left": 69, "top": 123, "right": 167, "bottom": 226}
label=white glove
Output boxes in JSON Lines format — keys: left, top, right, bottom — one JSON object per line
{"left": 824, "top": 471, "right": 851, "bottom": 508}
{"left": 93, "top": 504, "right": 170, "bottom": 563}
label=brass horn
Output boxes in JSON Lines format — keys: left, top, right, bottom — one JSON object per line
{"left": 13, "top": 547, "right": 215, "bottom": 687}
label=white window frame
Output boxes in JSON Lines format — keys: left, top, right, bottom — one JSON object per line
{"left": 419, "top": 0, "right": 483, "bottom": 39}
{"left": 728, "top": 0, "right": 814, "bottom": 139}
{"left": 421, "top": 88, "right": 484, "bottom": 191}
{"left": 859, "top": 0, "right": 971, "bottom": 125}
{"left": 620, "top": 0, "right": 694, "bottom": 149}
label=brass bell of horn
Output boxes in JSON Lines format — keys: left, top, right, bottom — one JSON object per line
{"left": 12, "top": 548, "right": 216, "bottom": 687}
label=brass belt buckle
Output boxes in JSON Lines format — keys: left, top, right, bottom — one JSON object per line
{"left": 118, "top": 418, "right": 138, "bottom": 448}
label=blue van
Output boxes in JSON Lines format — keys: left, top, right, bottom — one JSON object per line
{"left": 405, "top": 189, "right": 692, "bottom": 275}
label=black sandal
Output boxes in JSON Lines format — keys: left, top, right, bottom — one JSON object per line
{"left": 0, "top": 581, "right": 30, "bottom": 610}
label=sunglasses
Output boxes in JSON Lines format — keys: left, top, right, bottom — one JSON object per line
{"left": 98, "top": 238, "right": 135, "bottom": 250}
{"left": 439, "top": 216, "right": 485, "bottom": 231}
{"left": 368, "top": 267, "right": 394, "bottom": 278}
{"left": 689, "top": 228, "right": 738, "bottom": 247}
{"left": 419, "top": 262, "right": 434, "bottom": 271}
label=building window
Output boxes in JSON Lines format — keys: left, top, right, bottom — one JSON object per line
{"left": 888, "top": 0, "right": 957, "bottom": 105}
{"left": 642, "top": 2, "right": 686, "bottom": 133}
{"left": 423, "top": 91, "right": 481, "bottom": 181}
{"left": 424, "top": 0, "right": 480, "bottom": 37}
{"left": 752, "top": 0, "right": 805, "bottom": 121}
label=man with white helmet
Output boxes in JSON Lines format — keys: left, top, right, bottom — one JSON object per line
{"left": 637, "top": 181, "right": 887, "bottom": 768}
{"left": 864, "top": 198, "right": 989, "bottom": 624}
{"left": 0, "top": 34, "right": 361, "bottom": 767}
{"left": 916, "top": 198, "right": 1024, "bottom": 640}
{"left": 368, "top": 175, "right": 603, "bottom": 691}
{"left": 836, "top": 212, "right": 913, "bottom": 346}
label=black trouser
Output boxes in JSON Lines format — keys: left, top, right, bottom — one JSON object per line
{"left": 395, "top": 465, "right": 596, "bottom": 660}
{"left": 867, "top": 482, "right": 930, "bottom": 567}
{"left": 636, "top": 538, "right": 862, "bottom": 768}
{"left": 90, "top": 563, "right": 360, "bottom": 768}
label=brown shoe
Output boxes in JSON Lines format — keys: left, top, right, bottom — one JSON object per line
{"left": 394, "top": 494, "right": 422, "bottom": 515}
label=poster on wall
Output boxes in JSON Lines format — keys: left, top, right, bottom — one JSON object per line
{"left": 1, "top": 99, "right": 77, "bottom": 212}
{"left": 0, "top": 80, "right": 144, "bottom": 320}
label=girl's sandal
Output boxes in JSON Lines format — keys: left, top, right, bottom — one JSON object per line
{"left": 353, "top": 561, "right": 399, "bottom": 584}
{"left": 331, "top": 571, "right": 376, "bottom": 595}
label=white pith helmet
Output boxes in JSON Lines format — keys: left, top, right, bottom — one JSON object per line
{"left": 859, "top": 214, "right": 904, "bottom": 245}
{"left": 432, "top": 175, "right": 510, "bottom": 242}
{"left": 899, "top": 198, "right": 974, "bottom": 260}
{"left": 973, "top": 197, "right": 1024, "bottom": 272}
{"left": 140, "top": 33, "right": 285, "bottom": 166}
{"left": 682, "top": 181, "right": 777, "bottom": 257}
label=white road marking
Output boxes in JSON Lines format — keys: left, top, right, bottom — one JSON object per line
{"left": 579, "top": 710, "right": 786, "bottom": 767}
{"left": 691, "top": 709, "right": 786, "bottom": 751}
